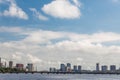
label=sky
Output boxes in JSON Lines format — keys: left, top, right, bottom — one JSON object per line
{"left": 1, "top": 0, "right": 120, "bottom": 70}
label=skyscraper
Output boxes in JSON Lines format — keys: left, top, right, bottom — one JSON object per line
{"left": 0, "top": 57, "right": 1, "bottom": 64}
{"left": 67, "top": 63, "right": 71, "bottom": 68}
{"left": 66, "top": 63, "right": 71, "bottom": 72}
{"left": 0, "top": 57, "right": 1, "bottom": 67}
{"left": 27, "top": 63, "right": 34, "bottom": 71}
{"left": 60, "top": 64, "right": 66, "bottom": 72}
{"left": 96, "top": 63, "right": 100, "bottom": 71}
{"left": 9, "top": 61, "right": 13, "bottom": 68}
{"left": 78, "top": 65, "right": 82, "bottom": 72}
{"left": 101, "top": 65, "right": 108, "bottom": 72}
{"left": 16, "top": 63, "right": 24, "bottom": 70}
{"left": 73, "top": 65, "right": 77, "bottom": 72}
{"left": 110, "top": 65, "right": 116, "bottom": 71}
{"left": 4, "top": 62, "right": 6, "bottom": 68}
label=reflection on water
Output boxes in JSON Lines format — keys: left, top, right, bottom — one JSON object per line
{"left": 0, "top": 74, "right": 120, "bottom": 80}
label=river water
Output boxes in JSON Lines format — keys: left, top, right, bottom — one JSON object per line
{"left": 0, "top": 74, "right": 120, "bottom": 80}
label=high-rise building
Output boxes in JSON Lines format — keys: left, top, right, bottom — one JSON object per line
{"left": 27, "top": 63, "right": 34, "bottom": 71}
{"left": 60, "top": 64, "right": 66, "bottom": 72}
{"left": 0, "top": 57, "right": 2, "bottom": 67}
{"left": 9, "top": 61, "right": 13, "bottom": 68}
{"left": 0, "top": 63, "right": 3, "bottom": 68}
{"left": 4, "top": 62, "right": 6, "bottom": 68}
{"left": 66, "top": 63, "right": 71, "bottom": 72}
{"left": 78, "top": 65, "right": 82, "bottom": 72}
{"left": 96, "top": 63, "right": 100, "bottom": 71}
{"left": 73, "top": 65, "right": 77, "bottom": 72}
{"left": 110, "top": 65, "right": 116, "bottom": 71}
{"left": 0, "top": 57, "right": 1, "bottom": 64}
{"left": 67, "top": 63, "right": 71, "bottom": 68}
{"left": 49, "top": 67, "right": 56, "bottom": 72}
{"left": 101, "top": 65, "right": 108, "bottom": 72}
{"left": 16, "top": 63, "right": 24, "bottom": 70}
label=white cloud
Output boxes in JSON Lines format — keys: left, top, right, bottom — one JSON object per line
{"left": 22, "top": 30, "right": 65, "bottom": 44}
{"left": 29, "top": 8, "right": 48, "bottom": 21}
{"left": 0, "top": 26, "right": 22, "bottom": 33}
{"left": 1, "top": 27, "right": 120, "bottom": 70}
{"left": 27, "top": 54, "right": 42, "bottom": 63}
{"left": 72, "top": 0, "right": 81, "bottom": 7}
{"left": 42, "top": 0, "right": 81, "bottom": 19}
{"left": 12, "top": 52, "right": 23, "bottom": 61}
{"left": 0, "top": 0, "right": 28, "bottom": 20}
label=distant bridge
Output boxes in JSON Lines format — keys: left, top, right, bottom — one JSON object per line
{"left": 2, "top": 71, "right": 120, "bottom": 74}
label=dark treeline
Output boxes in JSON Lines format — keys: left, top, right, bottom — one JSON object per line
{"left": 0, "top": 67, "right": 25, "bottom": 73}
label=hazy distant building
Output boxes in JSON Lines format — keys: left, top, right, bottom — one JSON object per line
{"left": 50, "top": 68, "right": 53, "bottom": 72}
{"left": 78, "top": 65, "right": 82, "bottom": 72}
{"left": 4, "top": 62, "right": 6, "bottom": 68}
{"left": 67, "top": 63, "right": 71, "bottom": 68}
{"left": 9, "top": 61, "right": 13, "bottom": 68}
{"left": 27, "top": 63, "right": 34, "bottom": 71}
{"left": 96, "top": 63, "right": 100, "bottom": 71}
{"left": 0, "top": 57, "right": 1, "bottom": 63}
{"left": 101, "top": 65, "right": 108, "bottom": 71}
{"left": 110, "top": 65, "right": 116, "bottom": 71}
{"left": 60, "top": 64, "right": 66, "bottom": 72}
{"left": 0, "top": 63, "right": 3, "bottom": 67}
{"left": 16, "top": 63, "right": 24, "bottom": 70}
{"left": 0, "top": 57, "right": 2, "bottom": 67}
{"left": 73, "top": 65, "right": 77, "bottom": 72}
{"left": 66, "top": 63, "right": 71, "bottom": 72}
{"left": 50, "top": 67, "right": 56, "bottom": 72}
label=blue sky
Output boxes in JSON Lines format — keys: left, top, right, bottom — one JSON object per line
{"left": 1, "top": 0, "right": 120, "bottom": 70}
{"left": 1, "top": 0, "right": 120, "bottom": 33}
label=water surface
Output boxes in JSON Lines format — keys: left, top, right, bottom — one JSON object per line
{"left": 0, "top": 73, "right": 120, "bottom": 80}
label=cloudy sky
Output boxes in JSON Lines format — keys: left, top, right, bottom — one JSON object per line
{"left": 1, "top": 0, "right": 120, "bottom": 70}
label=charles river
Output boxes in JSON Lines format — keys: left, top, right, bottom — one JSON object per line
{"left": 0, "top": 74, "right": 120, "bottom": 80}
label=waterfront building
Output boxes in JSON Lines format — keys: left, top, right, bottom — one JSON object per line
{"left": 66, "top": 63, "right": 71, "bottom": 72}
{"left": 60, "top": 64, "right": 66, "bottom": 72}
{"left": 78, "top": 65, "right": 82, "bottom": 72}
{"left": 4, "top": 62, "right": 6, "bottom": 68}
{"left": 101, "top": 65, "right": 108, "bottom": 71}
{"left": 16, "top": 63, "right": 24, "bottom": 70}
{"left": 67, "top": 63, "right": 71, "bottom": 68}
{"left": 0, "top": 63, "right": 3, "bottom": 67}
{"left": 0, "top": 57, "right": 2, "bottom": 67}
{"left": 49, "top": 68, "right": 52, "bottom": 72}
{"left": 96, "top": 63, "right": 100, "bottom": 71}
{"left": 27, "top": 63, "right": 34, "bottom": 71}
{"left": 110, "top": 65, "right": 116, "bottom": 71}
{"left": 50, "top": 67, "right": 56, "bottom": 72}
{"left": 9, "top": 61, "right": 13, "bottom": 68}
{"left": 0, "top": 57, "right": 1, "bottom": 63}
{"left": 73, "top": 65, "right": 77, "bottom": 72}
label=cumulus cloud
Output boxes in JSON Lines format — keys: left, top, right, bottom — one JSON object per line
{"left": 0, "top": 0, "right": 28, "bottom": 20}
{"left": 1, "top": 27, "right": 120, "bottom": 70}
{"left": 42, "top": 0, "right": 81, "bottom": 19}
{"left": 29, "top": 8, "right": 48, "bottom": 21}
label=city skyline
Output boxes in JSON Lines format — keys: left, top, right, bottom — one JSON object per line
{"left": 0, "top": 57, "right": 34, "bottom": 72}
{"left": 1, "top": 0, "right": 120, "bottom": 70}
{"left": 1, "top": 56, "right": 120, "bottom": 72}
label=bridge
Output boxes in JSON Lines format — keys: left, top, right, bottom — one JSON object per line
{"left": 2, "top": 71, "right": 120, "bottom": 74}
